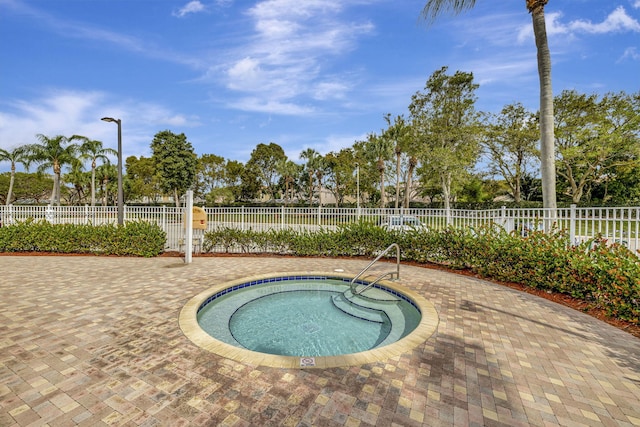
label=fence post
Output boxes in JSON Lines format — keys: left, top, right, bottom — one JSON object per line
{"left": 281, "top": 205, "right": 285, "bottom": 230}
{"left": 569, "top": 204, "right": 577, "bottom": 245}
{"left": 184, "top": 191, "right": 193, "bottom": 264}
{"left": 501, "top": 206, "right": 507, "bottom": 230}
{"left": 317, "top": 205, "right": 321, "bottom": 227}
{"left": 241, "top": 205, "right": 245, "bottom": 231}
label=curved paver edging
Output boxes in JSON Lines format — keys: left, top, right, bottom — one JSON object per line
{"left": 179, "top": 271, "right": 439, "bottom": 368}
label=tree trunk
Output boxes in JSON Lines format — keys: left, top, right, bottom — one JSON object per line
{"left": 52, "top": 174, "right": 60, "bottom": 206}
{"left": 309, "top": 171, "right": 314, "bottom": 207}
{"left": 91, "top": 161, "right": 96, "bottom": 207}
{"left": 6, "top": 164, "right": 15, "bottom": 205}
{"left": 174, "top": 188, "right": 180, "bottom": 208}
{"left": 514, "top": 175, "right": 522, "bottom": 204}
{"left": 531, "top": 2, "right": 557, "bottom": 215}
{"left": 395, "top": 150, "right": 401, "bottom": 209}
{"left": 103, "top": 178, "right": 108, "bottom": 207}
{"left": 404, "top": 156, "right": 416, "bottom": 208}
{"left": 378, "top": 159, "right": 386, "bottom": 208}
{"left": 52, "top": 160, "right": 61, "bottom": 206}
{"left": 316, "top": 171, "right": 324, "bottom": 207}
{"left": 441, "top": 171, "right": 452, "bottom": 225}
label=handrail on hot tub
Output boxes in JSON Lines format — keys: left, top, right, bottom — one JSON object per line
{"left": 350, "top": 243, "right": 400, "bottom": 295}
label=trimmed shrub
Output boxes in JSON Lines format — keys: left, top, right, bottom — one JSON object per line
{"left": 0, "top": 220, "right": 165, "bottom": 257}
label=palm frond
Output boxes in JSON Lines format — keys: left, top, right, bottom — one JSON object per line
{"left": 420, "top": 0, "right": 477, "bottom": 24}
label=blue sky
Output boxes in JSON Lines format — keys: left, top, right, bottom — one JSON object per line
{"left": 1, "top": 0, "right": 639, "bottom": 173}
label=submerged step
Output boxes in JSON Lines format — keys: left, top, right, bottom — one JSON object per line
{"left": 350, "top": 284, "right": 401, "bottom": 302}
{"left": 331, "top": 293, "right": 387, "bottom": 323}
{"left": 331, "top": 290, "right": 411, "bottom": 349}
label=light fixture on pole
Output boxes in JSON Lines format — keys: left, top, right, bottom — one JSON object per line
{"left": 101, "top": 117, "right": 123, "bottom": 225}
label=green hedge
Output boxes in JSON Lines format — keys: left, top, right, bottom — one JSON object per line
{"left": 204, "top": 222, "right": 640, "bottom": 325}
{"left": 0, "top": 220, "right": 166, "bottom": 257}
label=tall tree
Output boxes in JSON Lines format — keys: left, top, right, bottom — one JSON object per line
{"left": 96, "top": 163, "right": 117, "bottom": 206}
{"left": 300, "top": 148, "right": 322, "bottom": 206}
{"left": 150, "top": 130, "right": 197, "bottom": 207}
{"left": 223, "top": 160, "right": 245, "bottom": 203}
{"left": 383, "top": 114, "right": 411, "bottom": 209}
{"left": 26, "top": 134, "right": 81, "bottom": 206}
{"left": 365, "top": 132, "right": 393, "bottom": 208}
{"left": 76, "top": 138, "right": 117, "bottom": 206}
{"left": 554, "top": 90, "right": 640, "bottom": 203}
{"left": 237, "top": 162, "right": 260, "bottom": 201}
{"left": 409, "top": 66, "right": 480, "bottom": 216}
{"left": 277, "top": 159, "right": 301, "bottom": 205}
{"left": 420, "top": 0, "right": 557, "bottom": 213}
{"left": 125, "top": 156, "right": 159, "bottom": 203}
{"left": 324, "top": 148, "right": 356, "bottom": 207}
{"left": 246, "top": 142, "right": 287, "bottom": 201}
{"left": 403, "top": 122, "right": 421, "bottom": 208}
{"left": 483, "top": 103, "right": 538, "bottom": 203}
{"left": 64, "top": 164, "right": 90, "bottom": 206}
{"left": 194, "top": 154, "right": 226, "bottom": 201}
{"left": 0, "top": 145, "right": 29, "bottom": 205}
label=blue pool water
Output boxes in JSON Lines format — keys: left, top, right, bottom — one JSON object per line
{"left": 196, "top": 277, "right": 421, "bottom": 357}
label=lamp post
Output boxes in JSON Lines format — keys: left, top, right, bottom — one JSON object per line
{"left": 101, "top": 117, "right": 123, "bottom": 225}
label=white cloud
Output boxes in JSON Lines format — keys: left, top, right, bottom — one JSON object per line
{"left": 619, "top": 46, "right": 640, "bottom": 61}
{"left": 312, "top": 81, "right": 349, "bottom": 101}
{"left": 0, "top": 90, "right": 199, "bottom": 168}
{"left": 226, "top": 57, "right": 264, "bottom": 90}
{"left": 173, "top": 1, "right": 207, "bottom": 18}
{"left": 216, "top": 0, "right": 375, "bottom": 115}
{"left": 247, "top": 0, "right": 342, "bottom": 21}
{"left": 467, "top": 56, "right": 537, "bottom": 86}
{"left": 569, "top": 6, "right": 640, "bottom": 33}
{"left": 518, "top": 6, "right": 640, "bottom": 42}
{"left": 228, "top": 97, "right": 315, "bottom": 115}
{"left": 633, "top": 0, "right": 640, "bottom": 9}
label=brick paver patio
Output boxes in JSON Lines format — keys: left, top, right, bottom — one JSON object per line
{"left": 1, "top": 255, "right": 639, "bottom": 426}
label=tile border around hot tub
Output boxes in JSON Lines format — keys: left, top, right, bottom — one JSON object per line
{"left": 196, "top": 275, "right": 420, "bottom": 314}
{"left": 179, "top": 271, "right": 439, "bottom": 369}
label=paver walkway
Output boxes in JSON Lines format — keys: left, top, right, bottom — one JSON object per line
{"left": 1, "top": 255, "right": 639, "bottom": 426}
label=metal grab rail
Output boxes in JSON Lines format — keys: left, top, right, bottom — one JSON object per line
{"left": 350, "top": 243, "right": 400, "bottom": 295}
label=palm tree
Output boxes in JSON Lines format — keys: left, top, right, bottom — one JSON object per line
{"left": 64, "top": 164, "right": 90, "bottom": 206}
{"left": 365, "top": 132, "right": 393, "bottom": 208}
{"left": 277, "top": 159, "right": 300, "bottom": 205}
{"left": 404, "top": 124, "right": 421, "bottom": 208}
{"left": 383, "top": 114, "right": 410, "bottom": 209}
{"left": 76, "top": 137, "right": 117, "bottom": 206}
{"left": 26, "top": 134, "right": 81, "bottom": 206}
{"left": 420, "top": 0, "right": 557, "bottom": 212}
{"left": 95, "top": 163, "right": 117, "bottom": 206}
{"left": 300, "top": 148, "right": 321, "bottom": 206}
{"left": 0, "top": 145, "right": 29, "bottom": 205}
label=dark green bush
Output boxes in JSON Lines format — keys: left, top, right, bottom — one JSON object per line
{"left": 0, "top": 220, "right": 165, "bottom": 257}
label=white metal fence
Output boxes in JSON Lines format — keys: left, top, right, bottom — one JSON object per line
{"left": 1, "top": 204, "right": 638, "bottom": 254}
